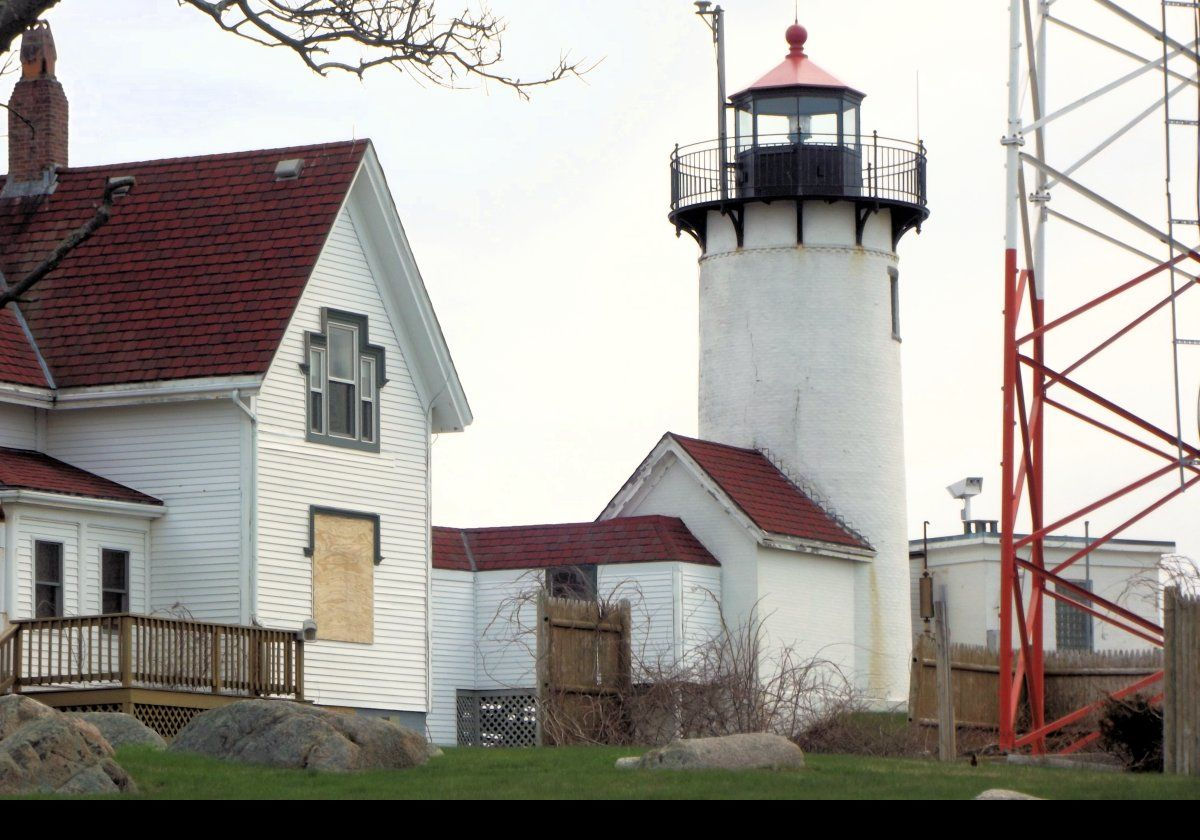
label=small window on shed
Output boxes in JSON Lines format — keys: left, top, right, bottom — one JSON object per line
{"left": 546, "top": 565, "right": 597, "bottom": 601}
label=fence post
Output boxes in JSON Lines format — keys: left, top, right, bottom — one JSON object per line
{"left": 536, "top": 591, "right": 550, "bottom": 747}
{"left": 294, "top": 637, "right": 304, "bottom": 702}
{"left": 211, "top": 625, "right": 222, "bottom": 695}
{"left": 118, "top": 616, "right": 133, "bottom": 688}
{"left": 933, "top": 600, "right": 956, "bottom": 761}
{"left": 1165, "top": 586, "right": 1199, "bottom": 775}
{"left": 12, "top": 625, "right": 21, "bottom": 694}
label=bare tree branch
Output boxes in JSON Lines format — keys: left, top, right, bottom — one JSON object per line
{"left": 0, "top": 0, "right": 60, "bottom": 54}
{"left": 0, "top": 176, "right": 134, "bottom": 310}
{"left": 180, "top": 1, "right": 591, "bottom": 98}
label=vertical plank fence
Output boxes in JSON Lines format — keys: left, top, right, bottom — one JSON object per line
{"left": 537, "top": 593, "right": 632, "bottom": 746}
{"left": 1164, "top": 587, "right": 1200, "bottom": 775}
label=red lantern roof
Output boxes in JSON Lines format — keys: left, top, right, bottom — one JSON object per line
{"left": 731, "top": 24, "right": 862, "bottom": 99}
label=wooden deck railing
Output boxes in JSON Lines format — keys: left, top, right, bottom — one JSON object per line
{"left": 0, "top": 614, "right": 303, "bottom": 700}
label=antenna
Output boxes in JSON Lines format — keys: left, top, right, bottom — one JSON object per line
{"left": 915, "top": 69, "right": 921, "bottom": 143}
{"left": 694, "top": 3, "right": 728, "bottom": 201}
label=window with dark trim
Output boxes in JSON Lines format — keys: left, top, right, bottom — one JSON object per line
{"left": 888, "top": 266, "right": 901, "bottom": 342}
{"left": 34, "top": 540, "right": 63, "bottom": 618}
{"left": 101, "top": 548, "right": 130, "bottom": 614}
{"left": 546, "top": 565, "right": 597, "bottom": 601}
{"left": 303, "top": 309, "right": 386, "bottom": 452}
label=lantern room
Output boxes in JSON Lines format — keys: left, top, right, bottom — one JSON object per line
{"left": 668, "top": 21, "right": 928, "bottom": 252}
{"left": 729, "top": 24, "right": 865, "bottom": 198}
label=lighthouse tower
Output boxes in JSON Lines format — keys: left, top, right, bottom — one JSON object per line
{"left": 668, "top": 23, "right": 929, "bottom": 703}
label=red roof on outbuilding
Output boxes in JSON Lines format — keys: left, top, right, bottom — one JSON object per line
{"left": 668, "top": 433, "right": 869, "bottom": 549}
{"left": 0, "top": 140, "right": 367, "bottom": 388}
{"left": 0, "top": 447, "right": 161, "bottom": 504}
{"left": 432, "top": 515, "right": 719, "bottom": 572}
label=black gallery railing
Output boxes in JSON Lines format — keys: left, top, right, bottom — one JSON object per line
{"left": 670, "top": 132, "right": 927, "bottom": 213}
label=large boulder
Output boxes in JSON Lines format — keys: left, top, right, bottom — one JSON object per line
{"left": 0, "top": 698, "right": 136, "bottom": 795}
{"left": 68, "top": 712, "right": 166, "bottom": 750}
{"left": 170, "top": 699, "right": 432, "bottom": 772}
{"left": 0, "top": 695, "right": 59, "bottom": 741}
{"left": 628, "top": 733, "right": 806, "bottom": 771}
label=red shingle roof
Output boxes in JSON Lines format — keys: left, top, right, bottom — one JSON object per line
{"left": 432, "top": 515, "right": 719, "bottom": 572}
{"left": 0, "top": 140, "right": 368, "bottom": 388}
{"left": 0, "top": 307, "right": 48, "bottom": 387}
{"left": 0, "top": 447, "right": 162, "bottom": 504}
{"left": 669, "top": 434, "right": 869, "bottom": 549}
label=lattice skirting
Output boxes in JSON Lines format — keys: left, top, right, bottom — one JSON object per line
{"left": 456, "top": 689, "right": 539, "bottom": 747}
{"left": 46, "top": 700, "right": 207, "bottom": 740}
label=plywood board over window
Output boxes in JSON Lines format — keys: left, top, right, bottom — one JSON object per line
{"left": 310, "top": 509, "right": 379, "bottom": 644}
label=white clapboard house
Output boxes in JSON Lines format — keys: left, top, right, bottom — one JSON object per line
{"left": 0, "top": 25, "right": 469, "bottom": 736}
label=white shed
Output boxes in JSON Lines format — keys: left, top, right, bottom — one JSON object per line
{"left": 909, "top": 521, "right": 1172, "bottom": 652}
{"left": 428, "top": 516, "right": 722, "bottom": 746}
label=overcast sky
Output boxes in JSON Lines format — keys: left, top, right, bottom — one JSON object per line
{"left": 7, "top": 0, "right": 1199, "bottom": 559}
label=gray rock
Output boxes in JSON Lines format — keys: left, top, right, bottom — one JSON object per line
{"left": 635, "top": 733, "right": 805, "bottom": 771}
{"left": 975, "top": 788, "right": 1044, "bottom": 800}
{"left": 0, "top": 712, "right": 136, "bottom": 795}
{"left": 170, "top": 699, "right": 432, "bottom": 772}
{"left": 68, "top": 712, "right": 166, "bottom": 750}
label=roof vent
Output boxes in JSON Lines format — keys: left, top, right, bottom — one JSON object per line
{"left": 274, "top": 158, "right": 305, "bottom": 180}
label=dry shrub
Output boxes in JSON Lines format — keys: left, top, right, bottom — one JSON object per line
{"left": 1098, "top": 694, "right": 1163, "bottom": 772}
{"left": 486, "top": 580, "right": 922, "bottom": 752}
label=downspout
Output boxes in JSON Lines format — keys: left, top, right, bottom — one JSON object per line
{"left": 423, "top": 384, "right": 448, "bottom": 731}
{"left": 232, "top": 390, "right": 258, "bottom": 624}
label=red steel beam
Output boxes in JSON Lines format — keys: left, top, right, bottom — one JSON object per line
{"left": 1013, "top": 460, "right": 1180, "bottom": 550}
{"left": 1041, "top": 586, "right": 1164, "bottom": 646}
{"left": 1043, "top": 396, "right": 1200, "bottom": 474}
{"left": 1019, "top": 355, "right": 1200, "bottom": 459}
{"left": 1014, "top": 670, "right": 1163, "bottom": 748}
{"left": 1050, "top": 471, "right": 1200, "bottom": 575}
{"left": 1013, "top": 555, "right": 1164, "bottom": 635}
{"left": 1017, "top": 249, "right": 1200, "bottom": 345}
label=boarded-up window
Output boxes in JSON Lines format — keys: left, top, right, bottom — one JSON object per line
{"left": 311, "top": 510, "right": 377, "bottom": 644}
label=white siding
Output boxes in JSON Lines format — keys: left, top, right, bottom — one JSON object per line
{"left": 429, "top": 568, "right": 475, "bottom": 744}
{"left": 13, "top": 513, "right": 80, "bottom": 618}
{"left": 913, "top": 536, "right": 1165, "bottom": 652}
{"left": 255, "top": 204, "right": 432, "bottom": 712}
{"left": 4, "top": 503, "right": 151, "bottom": 619}
{"left": 680, "top": 564, "right": 723, "bottom": 653}
{"left": 474, "top": 569, "right": 540, "bottom": 690}
{"left": 611, "top": 452, "right": 761, "bottom": 630}
{"left": 0, "top": 402, "right": 36, "bottom": 449}
{"left": 756, "top": 545, "right": 859, "bottom": 678}
{"left": 47, "top": 401, "right": 245, "bottom": 622}
{"left": 599, "top": 562, "right": 677, "bottom": 670}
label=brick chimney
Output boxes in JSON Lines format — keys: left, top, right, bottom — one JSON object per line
{"left": 5, "top": 22, "right": 68, "bottom": 193}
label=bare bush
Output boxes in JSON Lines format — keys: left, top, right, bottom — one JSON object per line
{"left": 481, "top": 576, "right": 876, "bottom": 749}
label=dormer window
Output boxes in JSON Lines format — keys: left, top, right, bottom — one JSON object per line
{"left": 305, "top": 309, "right": 386, "bottom": 452}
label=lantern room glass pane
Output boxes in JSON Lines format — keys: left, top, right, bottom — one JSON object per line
{"left": 842, "top": 105, "right": 859, "bottom": 146}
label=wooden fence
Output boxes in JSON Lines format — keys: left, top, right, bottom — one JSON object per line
{"left": 0, "top": 613, "right": 303, "bottom": 700}
{"left": 909, "top": 635, "right": 1163, "bottom": 730}
{"left": 536, "top": 593, "right": 631, "bottom": 745}
{"left": 1164, "top": 587, "right": 1200, "bottom": 775}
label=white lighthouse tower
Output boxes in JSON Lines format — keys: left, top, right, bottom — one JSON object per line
{"left": 669, "top": 20, "right": 929, "bottom": 703}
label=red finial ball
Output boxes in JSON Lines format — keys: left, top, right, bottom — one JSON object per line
{"left": 786, "top": 23, "right": 807, "bottom": 56}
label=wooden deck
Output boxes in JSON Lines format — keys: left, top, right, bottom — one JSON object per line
{"left": 0, "top": 613, "right": 304, "bottom": 737}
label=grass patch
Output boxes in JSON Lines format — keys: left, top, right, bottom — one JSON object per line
{"left": 24, "top": 745, "right": 1195, "bottom": 799}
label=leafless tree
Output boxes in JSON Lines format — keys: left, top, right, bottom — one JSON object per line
{"left": 0, "top": 1, "right": 587, "bottom": 98}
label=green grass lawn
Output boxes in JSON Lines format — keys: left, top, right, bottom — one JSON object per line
{"left": 32, "top": 745, "right": 1195, "bottom": 799}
